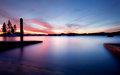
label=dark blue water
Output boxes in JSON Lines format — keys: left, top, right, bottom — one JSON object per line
{"left": 0, "top": 36, "right": 120, "bottom": 75}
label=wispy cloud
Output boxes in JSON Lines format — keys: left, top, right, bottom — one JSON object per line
{"left": 0, "top": 0, "right": 120, "bottom": 34}
{"left": 24, "top": 19, "right": 53, "bottom": 29}
{"left": 0, "top": 7, "right": 56, "bottom": 34}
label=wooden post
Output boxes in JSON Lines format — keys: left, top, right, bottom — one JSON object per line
{"left": 20, "top": 18, "right": 23, "bottom": 41}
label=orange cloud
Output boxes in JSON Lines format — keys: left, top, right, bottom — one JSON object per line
{"left": 0, "top": 14, "right": 55, "bottom": 34}
{"left": 0, "top": 7, "right": 57, "bottom": 34}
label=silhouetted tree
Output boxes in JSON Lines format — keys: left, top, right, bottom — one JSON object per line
{"left": 7, "top": 20, "right": 16, "bottom": 34}
{"left": 11, "top": 26, "right": 14, "bottom": 33}
{"left": 14, "top": 25, "right": 16, "bottom": 33}
{"left": 7, "top": 20, "right": 12, "bottom": 33}
{"left": 2, "top": 20, "right": 17, "bottom": 35}
{"left": 7, "top": 20, "right": 12, "bottom": 27}
{"left": 2, "top": 22, "right": 7, "bottom": 32}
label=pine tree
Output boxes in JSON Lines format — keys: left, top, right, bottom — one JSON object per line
{"left": 2, "top": 20, "right": 17, "bottom": 34}
{"left": 14, "top": 25, "right": 16, "bottom": 33}
{"left": 2, "top": 22, "right": 6, "bottom": 32}
{"left": 7, "top": 20, "right": 13, "bottom": 34}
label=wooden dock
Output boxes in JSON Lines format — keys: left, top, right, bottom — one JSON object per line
{"left": 104, "top": 43, "right": 120, "bottom": 57}
{"left": 0, "top": 41, "right": 42, "bottom": 52}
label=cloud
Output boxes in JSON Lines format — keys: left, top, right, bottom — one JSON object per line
{"left": 0, "top": 8, "right": 55, "bottom": 34}
{"left": 104, "top": 27, "right": 120, "bottom": 32}
{"left": 23, "top": 24, "right": 55, "bottom": 34}
{"left": 24, "top": 19, "right": 53, "bottom": 29}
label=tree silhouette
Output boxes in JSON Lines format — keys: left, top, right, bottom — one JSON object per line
{"left": 11, "top": 26, "right": 14, "bottom": 33}
{"left": 2, "top": 20, "right": 17, "bottom": 35}
{"left": 2, "top": 22, "right": 7, "bottom": 33}
{"left": 7, "top": 20, "right": 12, "bottom": 34}
{"left": 14, "top": 25, "right": 17, "bottom": 33}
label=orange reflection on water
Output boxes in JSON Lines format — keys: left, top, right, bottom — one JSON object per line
{"left": 50, "top": 37, "right": 68, "bottom": 56}
{"left": 1, "top": 36, "right": 20, "bottom": 41}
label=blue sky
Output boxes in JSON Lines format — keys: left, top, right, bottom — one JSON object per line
{"left": 0, "top": 0, "right": 120, "bottom": 34}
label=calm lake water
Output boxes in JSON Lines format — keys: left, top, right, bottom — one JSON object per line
{"left": 0, "top": 36, "right": 120, "bottom": 75}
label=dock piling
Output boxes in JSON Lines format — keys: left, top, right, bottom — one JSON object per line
{"left": 20, "top": 18, "right": 23, "bottom": 41}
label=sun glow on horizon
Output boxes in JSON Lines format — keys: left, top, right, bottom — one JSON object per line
{"left": 0, "top": 0, "right": 120, "bottom": 34}
{"left": 52, "top": 30, "right": 65, "bottom": 34}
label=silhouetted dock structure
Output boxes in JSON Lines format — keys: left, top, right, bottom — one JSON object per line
{"left": 0, "top": 41, "right": 42, "bottom": 51}
{"left": 20, "top": 18, "right": 23, "bottom": 41}
{"left": 0, "top": 18, "right": 42, "bottom": 52}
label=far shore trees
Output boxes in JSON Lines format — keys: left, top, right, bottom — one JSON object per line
{"left": 2, "top": 20, "right": 17, "bottom": 35}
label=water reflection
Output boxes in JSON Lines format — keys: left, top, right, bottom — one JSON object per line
{"left": 19, "top": 47, "right": 24, "bottom": 63}
{"left": 2, "top": 36, "right": 7, "bottom": 41}
{"left": 15, "top": 47, "right": 24, "bottom": 75}
{"left": 2, "top": 36, "right": 20, "bottom": 41}
{"left": 0, "top": 36, "right": 120, "bottom": 75}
